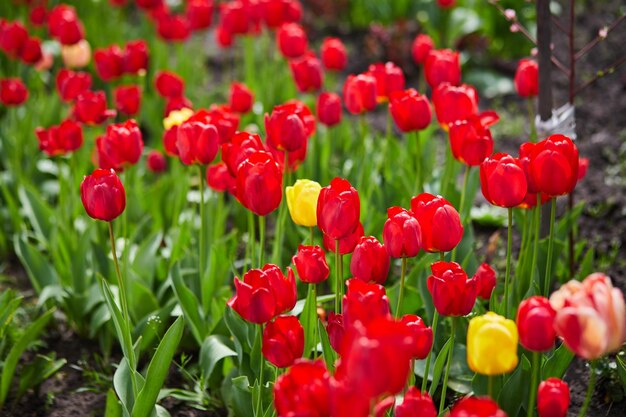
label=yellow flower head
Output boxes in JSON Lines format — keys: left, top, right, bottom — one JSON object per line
{"left": 163, "top": 107, "right": 194, "bottom": 130}
{"left": 286, "top": 179, "right": 322, "bottom": 227}
{"left": 467, "top": 312, "right": 519, "bottom": 376}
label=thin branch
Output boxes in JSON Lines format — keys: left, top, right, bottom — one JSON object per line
{"left": 574, "top": 55, "right": 626, "bottom": 95}
{"left": 552, "top": 15, "right": 569, "bottom": 35}
{"left": 575, "top": 13, "right": 626, "bottom": 61}
{"left": 488, "top": 0, "right": 537, "bottom": 45}
{"left": 552, "top": 56, "right": 571, "bottom": 76}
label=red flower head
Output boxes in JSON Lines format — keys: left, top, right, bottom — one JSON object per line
{"left": 425, "top": 49, "right": 461, "bottom": 89}
{"left": 411, "top": 34, "right": 434, "bottom": 65}
{"left": 342, "top": 279, "right": 390, "bottom": 328}
{"left": 35, "top": 120, "right": 83, "bottom": 157}
{"left": 395, "top": 387, "right": 436, "bottom": 417}
{"left": 221, "top": 131, "right": 266, "bottom": 176}
{"left": 578, "top": 157, "right": 588, "bottom": 181}
{"left": 343, "top": 74, "right": 377, "bottom": 115}
{"left": 321, "top": 37, "right": 347, "bottom": 71}
{"left": 449, "top": 111, "right": 499, "bottom": 166}
{"left": 19, "top": 36, "right": 42, "bottom": 65}
{"left": 400, "top": 315, "right": 433, "bottom": 359}
{"left": 186, "top": 0, "right": 214, "bottom": 31}
{"left": 432, "top": 83, "right": 478, "bottom": 129}
{"left": 383, "top": 207, "right": 422, "bottom": 258}
{"left": 147, "top": 150, "right": 167, "bottom": 173}
{"left": 480, "top": 153, "right": 528, "bottom": 208}
{"left": 448, "top": 396, "right": 507, "bottom": 417}
{"left": 317, "top": 178, "right": 360, "bottom": 240}
{"left": 155, "top": 71, "right": 184, "bottom": 98}
{"left": 123, "top": 40, "right": 149, "bottom": 74}
{"left": 366, "top": 62, "right": 405, "bottom": 102}
{"left": 516, "top": 296, "right": 556, "bottom": 352}
{"left": 537, "top": 378, "right": 570, "bottom": 417}
{"left": 289, "top": 52, "right": 323, "bottom": 93}
{"left": 514, "top": 58, "right": 539, "bottom": 98}
{"left": 262, "top": 0, "right": 302, "bottom": 29}
{"left": 95, "top": 119, "right": 144, "bottom": 171}
{"left": 529, "top": 134, "right": 579, "bottom": 197}
{"left": 164, "top": 96, "right": 193, "bottom": 116}
{"left": 229, "top": 82, "right": 254, "bottom": 114}
{"left": 73, "top": 91, "right": 115, "bottom": 125}
{"left": 293, "top": 245, "right": 330, "bottom": 284}
{"left": 205, "top": 105, "right": 240, "bottom": 144}
{"left": 427, "top": 261, "right": 478, "bottom": 317}
{"left": 317, "top": 91, "right": 342, "bottom": 127}
{"left": 274, "top": 359, "right": 330, "bottom": 417}
{"left": 265, "top": 100, "right": 315, "bottom": 152}
{"left": 277, "top": 22, "right": 307, "bottom": 59}
{"left": 156, "top": 14, "right": 191, "bottom": 42}
{"left": 389, "top": 88, "right": 432, "bottom": 132}
{"left": 236, "top": 151, "right": 283, "bottom": 216}
{"left": 114, "top": 85, "right": 141, "bottom": 116}
{"left": 206, "top": 162, "right": 236, "bottom": 194}
{"left": 227, "top": 264, "right": 296, "bottom": 324}
{"left": 326, "top": 312, "right": 345, "bottom": 353}
{"left": 218, "top": 1, "right": 251, "bottom": 39}
{"left": 48, "top": 5, "right": 84, "bottom": 45}
{"left": 176, "top": 119, "right": 219, "bottom": 165}
{"left": 163, "top": 126, "right": 179, "bottom": 156}
{"left": 350, "top": 236, "right": 390, "bottom": 285}
{"left": 473, "top": 263, "right": 496, "bottom": 300}
{"left": 411, "top": 193, "right": 463, "bottom": 253}
{"left": 0, "top": 21, "right": 28, "bottom": 57}
{"left": 94, "top": 45, "right": 124, "bottom": 81}
{"left": 80, "top": 169, "right": 126, "bottom": 222}
{"left": 56, "top": 69, "right": 92, "bottom": 102}
{"left": 29, "top": 6, "right": 48, "bottom": 27}
{"left": 322, "top": 222, "right": 364, "bottom": 255}
{"left": 0, "top": 78, "right": 28, "bottom": 106}
{"left": 262, "top": 315, "right": 304, "bottom": 368}
{"left": 437, "top": 0, "right": 457, "bottom": 9}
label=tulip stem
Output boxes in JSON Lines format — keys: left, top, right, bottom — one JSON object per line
{"left": 440, "top": 251, "right": 445, "bottom": 262}
{"left": 248, "top": 210, "right": 256, "bottom": 270}
{"left": 459, "top": 165, "right": 470, "bottom": 221}
{"left": 531, "top": 194, "right": 542, "bottom": 291}
{"left": 413, "top": 131, "right": 422, "bottom": 194}
{"left": 395, "top": 257, "right": 408, "bottom": 318}
{"left": 421, "top": 311, "right": 439, "bottom": 392}
{"left": 108, "top": 222, "right": 131, "bottom": 325}
{"left": 258, "top": 215, "right": 266, "bottom": 267}
{"left": 255, "top": 324, "right": 264, "bottom": 417}
{"left": 527, "top": 99, "right": 537, "bottom": 143}
{"left": 198, "top": 166, "right": 205, "bottom": 283}
{"left": 335, "top": 240, "right": 341, "bottom": 313}
{"left": 527, "top": 351, "right": 541, "bottom": 417}
{"left": 439, "top": 317, "right": 456, "bottom": 414}
{"left": 543, "top": 198, "right": 556, "bottom": 296}
{"left": 309, "top": 227, "right": 314, "bottom": 245}
{"left": 488, "top": 375, "right": 495, "bottom": 399}
{"left": 504, "top": 207, "right": 513, "bottom": 318}
{"left": 578, "top": 360, "right": 597, "bottom": 417}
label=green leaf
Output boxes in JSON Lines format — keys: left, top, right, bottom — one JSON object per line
{"left": 317, "top": 318, "right": 337, "bottom": 371}
{"left": 542, "top": 343, "right": 575, "bottom": 379}
{"left": 105, "top": 388, "right": 123, "bottom": 417}
{"left": 0, "top": 308, "right": 54, "bottom": 406}
{"left": 131, "top": 316, "right": 184, "bottom": 417}
{"left": 131, "top": 231, "right": 163, "bottom": 288}
{"left": 300, "top": 284, "right": 318, "bottom": 357}
{"left": 113, "top": 358, "right": 135, "bottom": 414}
{"left": 230, "top": 375, "right": 254, "bottom": 417}
{"left": 14, "top": 235, "right": 59, "bottom": 293}
{"left": 100, "top": 278, "right": 135, "bottom": 370}
{"left": 16, "top": 354, "right": 66, "bottom": 399}
{"left": 18, "top": 185, "right": 54, "bottom": 244}
{"left": 428, "top": 337, "right": 453, "bottom": 397}
{"left": 170, "top": 264, "right": 206, "bottom": 345}
{"left": 200, "top": 335, "right": 237, "bottom": 381}
{"left": 498, "top": 357, "right": 531, "bottom": 417}
{"left": 616, "top": 353, "right": 626, "bottom": 391}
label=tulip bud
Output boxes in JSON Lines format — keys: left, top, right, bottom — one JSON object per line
{"left": 80, "top": 169, "right": 126, "bottom": 222}
{"left": 343, "top": 279, "right": 390, "bottom": 328}
{"left": 114, "top": 85, "right": 141, "bottom": 116}
{"left": 449, "top": 111, "right": 499, "bottom": 166}
{"left": 73, "top": 90, "right": 115, "bottom": 125}
{"left": 316, "top": 92, "right": 342, "bottom": 127}
{"left": 350, "top": 236, "right": 390, "bottom": 285}
{"left": 0, "top": 78, "right": 28, "bottom": 106}
{"left": 289, "top": 52, "right": 323, "bottom": 93}
{"left": 147, "top": 150, "right": 167, "bottom": 173}
{"left": 221, "top": 131, "right": 266, "bottom": 176}
{"left": 229, "top": 82, "right": 254, "bottom": 114}
{"left": 514, "top": 59, "right": 539, "bottom": 98}
{"left": 177, "top": 119, "right": 219, "bottom": 165}
{"left": 467, "top": 312, "right": 519, "bottom": 375}
{"left": 236, "top": 151, "right": 283, "bottom": 216}
{"left": 322, "top": 223, "right": 364, "bottom": 255}
{"left": 389, "top": 89, "right": 432, "bottom": 132}
{"left": 480, "top": 153, "right": 528, "bottom": 208}
{"left": 206, "top": 162, "right": 236, "bottom": 194}
{"left": 286, "top": 179, "right": 322, "bottom": 227}
{"left": 383, "top": 207, "right": 422, "bottom": 258}
{"left": 400, "top": 315, "right": 433, "bottom": 360}
{"left": 537, "top": 378, "right": 570, "bottom": 417}
{"left": 94, "top": 45, "right": 124, "bottom": 81}
{"left": 95, "top": 119, "right": 144, "bottom": 171}
{"left": 262, "top": 315, "right": 304, "bottom": 368}
{"left": 395, "top": 387, "right": 436, "bottom": 417}
{"left": 411, "top": 34, "right": 434, "bottom": 65}
{"left": 317, "top": 178, "right": 360, "bottom": 240}
{"left": 155, "top": 71, "right": 185, "bottom": 98}
{"left": 425, "top": 49, "right": 461, "bottom": 89}
{"left": 292, "top": 245, "right": 330, "bottom": 284}
{"left": 448, "top": 397, "right": 507, "bottom": 417}
{"left": 366, "top": 62, "right": 405, "bottom": 101}
{"left": 432, "top": 83, "right": 478, "bottom": 129}
{"left": 473, "top": 263, "right": 496, "bottom": 300}
{"left": 35, "top": 120, "right": 83, "bottom": 157}
{"left": 326, "top": 312, "right": 345, "bottom": 352}
{"left": 343, "top": 74, "right": 377, "bottom": 115}
{"left": 529, "top": 134, "right": 579, "bottom": 197}
{"left": 56, "top": 69, "right": 92, "bottom": 102}
{"left": 321, "top": 37, "right": 347, "bottom": 71}
{"left": 61, "top": 39, "right": 92, "bottom": 68}
{"left": 277, "top": 23, "right": 308, "bottom": 58}
{"left": 274, "top": 360, "right": 330, "bottom": 417}
{"left": 123, "top": 40, "right": 149, "bottom": 74}
{"left": 516, "top": 296, "right": 556, "bottom": 351}
{"left": 427, "top": 261, "right": 478, "bottom": 317}
{"left": 265, "top": 100, "right": 315, "bottom": 153}
{"left": 411, "top": 193, "right": 463, "bottom": 253}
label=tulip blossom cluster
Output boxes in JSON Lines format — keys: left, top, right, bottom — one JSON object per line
{"left": 94, "top": 40, "right": 149, "bottom": 81}
{"left": 0, "top": 78, "right": 29, "bottom": 107}
{"left": 0, "top": 19, "right": 43, "bottom": 66}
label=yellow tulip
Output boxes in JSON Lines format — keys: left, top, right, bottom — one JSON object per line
{"left": 467, "top": 312, "right": 519, "bottom": 375}
{"left": 286, "top": 179, "right": 321, "bottom": 227}
{"left": 163, "top": 107, "right": 194, "bottom": 130}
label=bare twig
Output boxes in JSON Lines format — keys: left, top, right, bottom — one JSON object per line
{"left": 574, "top": 55, "right": 626, "bottom": 95}
{"left": 575, "top": 13, "right": 626, "bottom": 61}
{"left": 552, "top": 15, "right": 569, "bottom": 35}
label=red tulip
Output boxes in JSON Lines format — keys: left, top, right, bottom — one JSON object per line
{"left": 236, "top": 151, "right": 283, "bottom": 216}
{"left": 350, "top": 236, "right": 390, "bottom": 285}
{"left": 382, "top": 207, "right": 422, "bottom": 258}
{"left": 411, "top": 34, "right": 434, "bottom": 65}
{"left": 72, "top": 91, "right": 115, "bottom": 125}
{"left": 289, "top": 52, "right": 323, "bottom": 93}
{"left": 95, "top": 119, "right": 144, "bottom": 171}
{"left": 432, "top": 83, "right": 479, "bottom": 129}
{"left": 389, "top": 88, "right": 431, "bottom": 132}
{"left": 316, "top": 92, "right": 342, "bottom": 127}
{"left": 19, "top": 37, "right": 42, "bottom": 65}
{"left": 56, "top": 69, "right": 92, "bottom": 102}
{"left": 35, "top": 120, "right": 83, "bottom": 157}
{"left": 206, "top": 162, "right": 236, "bottom": 193}
{"left": 480, "top": 153, "right": 528, "bottom": 208}
{"left": 400, "top": 315, "right": 433, "bottom": 359}
{"left": 176, "top": 119, "right": 219, "bottom": 165}
{"left": 156, "top": 14, "right": 191, "bottom": 42}
{"left": 321, "top": 37, "right": 347, "bottom": 71}
{"left": 342, "top": 279, "right": 390, "bottom": 328}
{"left": 114, "top": 85, "right": 141, "bottom": 116}
{"left": 277, "top": 23, "right": 307, "bottom": 59}
{"left": 229, "top": 82, "right": 254, "bottom": 113}
{"left": 186, "top": 0, "right": 213, "bottom": 31}
{"left": 80, "top": 169, "right": 126, "bottom": 222}
{"left": 411, "top": 193, "right": 463, "bottom": 253}
{"left": 326, "top": 312, "right": 345, "bottom": 352}
{"left": 274, "top": 359, "right": 330, "bottom": 417}
{"left": 94, "top": 45, "right": 124, "bottom": 81}
{"left": 265, "top": 100, "right": 315, "bottom": 152}
{"left": 366, "top": 62, "right": 405, "bottom": 101}
{"left": 29, "top": 6, "right": 48, "bottom": 27}
{"left": 218, "top": 1, "right": 251, "bottom": 39}
{"left": 516, "top": 296, "right": 556, "bottom": 352}
{"left": 343, "top": 74, "right": 377, "bottom": 114}
{"left": 123, "top": 40, "right": 149, "bottom": 74}
{"left": 155, "top": 71, "right": 185, "bottom": 98}
{"left": 145, "top": 150, "right": 166, "bottom": 173}
{"left": 529, "top": 134, "right": 579, "bottom": 197}
{"left": 293, "top": 245, "right": 330, "bottom": 284}
{"left": 395, "top": 387, "right": 436, "bottom": 417}
{"left": 262, "top": 0, "right": 302, "bottom": 29}
{"left": 317, "top": 178, "right": 360, "bottom": 240}
{"left": 537, "top": 378, "right": 570, "bottom": 417}
{"left": 205, "top": 105, "right": 240, "bottom": 144}
{"left": 48, "top": 5, "right": 84, "bottom": 45}
{"left": 514, "top": 58, "right": 539, "bottom": 98}
{"left": 164, "top": 96, "right": 193, "bottom": 116}
{"left": 425, "top": 49, "right": 461, "bottom": 89}
{"left": 262, "top": 315, "right": 304, "bottom": 368}
{"left": 437, "top": 0, "right": 456, "bottom": 8}
{"left": 227, "top": 264, "right": 296, "bottom": 324}
{"left": 0, "top": 21, "right": 28, "bottom": 56}
{"left": 221, "top": 131, "right": 265, "bottom": 176}
{"left": 448, "top": 396, "right": 507, "bottom": 417}
{"left": 449, "top": 111, "right": 499, "bottom": 166}
{"left": 578, "top": 157, "right": 588, "bottom": 181}
{"left": 473, "top": 263, "right": 496, "bottom": 300}
{"left": 162, "top": 126, "right": 179, "bottom": 156}
{"left": 322, "top": 222, "right": 364, "bottom": 255}
{"left": 427, "top": 261, "right": 478, "bottom": 317}
{"left": 0, "top": 78, "right": 28, "bottom": 106}
{"left": 137, "top": 0, "right": 163, "bottom": 10}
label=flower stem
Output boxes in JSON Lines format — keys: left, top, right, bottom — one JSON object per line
{"left": 395, "top": 257, "right": 408, "bottom": 318}
{"left": 528, "top": 98, "right": 537, "bottom": 143}
{"left": 335, "top": 239, "right": 341, "bottom": 313}
{"left": 531, "top": 194, "right": 542, "bottom": 290}
{"left": 578, "top": 360, "right": 597, "bottom": 417}
{"left": 421, "top": 311, "right": 439, "bottom": 392}
{"left": 543, "top": 198, "right": 556, "bottom": 296}
{"left": 108, "top": 222, "right": 131, "bottom": 326}
{"left": 527, "top": 351, "right": 541, "bottom": 417}
{"left": 440, "top": 251, "right": 445, "bottom": 262}
{"left": 198, "top": 166, "right": 205, "bottom": 283}
{"left": 248, "top": 210, "right": 256, "bottom": 270}
{"left": 309, "top": 226, "right": 314, "bottom": 245}
{"left": 488, "top": 375, "right": 495, "bottom": 399}
{"left": 504, "top": 207, "right": 513, "bottom": 318}
{"left": 459, "top": 165, "right": 470, "bottom": 221}
{"left": 255, "top": 324, "right": 264, "bottom": 417}
{"left": 413, "top": 131, "right": 422, "bottom": 194}
{"left": 439, "top": 317, "right": 456, "bottom": 414}
{"left": 258, "top": 215, "right": 266, "bottom": 268}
